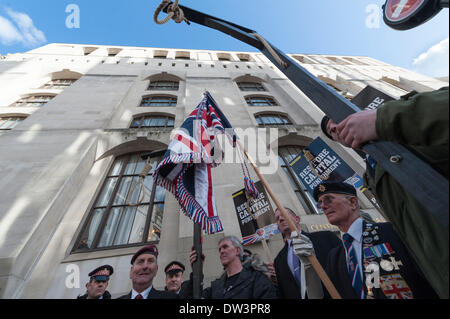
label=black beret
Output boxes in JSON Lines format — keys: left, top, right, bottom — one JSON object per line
{"left": 88, "top": 264, "right": 114, "bottom": 281}
{"left": 313, "top": 181, "right": 357, "bottom": 201}
{"left": 320, "top": 116, "right": 333, "bottom": 140}
{"left": 164, "top": 261, "right": 185, "bottom": 274}
{"left": 131, "top": 244, "right": 159, "bottom": 265}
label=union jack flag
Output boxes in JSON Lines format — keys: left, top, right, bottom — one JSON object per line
{"left": 154, "top": 92, "right": 236, "bottom": 234}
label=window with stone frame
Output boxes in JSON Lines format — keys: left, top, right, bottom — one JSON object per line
{"left": 324, "top": 82, "right": 354, "bottom": 100}
{"left": 237, "top": 54, "right": 252, "bottom": 62}
{"left": 0, "top": 116, "right": 27, "bottom": 130}
{"left": 140, "top": 96, "right": 177, "bottom": 107}
{"left": 11, "top": 95, "right": 55, "bottom": 107}
{"left": 73, "top": 153, "right": 166, "bottom": 252}
{"left": 278, "top": 146, "right": 321, "bottom": 215}
{"left": 130, "top": 115, "right": 175, "bottom": 128}
{"left": 217, "top": 53, "right": 232, "bottom": 61}
{"left": 148, "top": 80, "right": 179, "bottom": 91}
{"left": 237, "top": 82, "right": 266, "bottom": 92}
{"left": 246, "top": 96, "right": 277, "bottom": 106}
{"left": 255, "top": 113, "right": 292, "bottom": 126}
{"left": 42, "top": 79, "right": 77, "bottom": 89}
{"left": 175, "top": 51, "right": 191, "bottom": 60}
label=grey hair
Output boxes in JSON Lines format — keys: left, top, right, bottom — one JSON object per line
{"left": 219, "top": 236, "right": 244, "bottom": 261}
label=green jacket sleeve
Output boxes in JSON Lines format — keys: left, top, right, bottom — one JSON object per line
{"left": 376, "top": 86, "right": 449, "bottom": 147}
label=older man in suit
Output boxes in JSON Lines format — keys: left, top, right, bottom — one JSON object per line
{"left": 315, "top": 181, "right": 438, "bottom": 299}
{"left": 118, "top": 245, "right": 178, "bottom": 299}
{"left": 267, "top": 207, "right": 341, "bottom": 299}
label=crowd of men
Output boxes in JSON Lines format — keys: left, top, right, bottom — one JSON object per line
{"left": 77, "top": 88, "right": 448, "bottom": 300}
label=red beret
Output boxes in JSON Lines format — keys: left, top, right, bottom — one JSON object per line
{"left": 131, "top": 245, "right": 159, "bottom": 265}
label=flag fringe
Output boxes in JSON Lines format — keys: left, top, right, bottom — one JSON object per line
{"left": 154, "top": 158, "right": 224, "bottom": 234}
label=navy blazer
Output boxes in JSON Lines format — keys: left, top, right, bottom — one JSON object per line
{"left": 274, "top": 230, "right": 342, "bottom": 299}
{"left": 325, "top": 221, "right": 438, "bottom": 299}
{"left": 117, "top": 287, "right": 179, "bottom": 299}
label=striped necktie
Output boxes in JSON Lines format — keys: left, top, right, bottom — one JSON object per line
{"left": 343, "top": 233, "right": 365, "bottom": 299}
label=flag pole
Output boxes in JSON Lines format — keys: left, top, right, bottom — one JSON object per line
{"left": 192, "top": 223, "right": 203, "bottom": 299}
{"left": 236, "top": 139, "right": 342, "bottom": 299}
{"left": 245, "top": 196, "right": 273, "bottom": 262}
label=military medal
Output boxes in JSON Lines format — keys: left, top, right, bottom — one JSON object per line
{"left": 380, "top": 259, "right": 394, "bottom": 272}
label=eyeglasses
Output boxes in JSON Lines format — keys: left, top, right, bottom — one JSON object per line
{"left": 316, "top": 194, "right": 352, "bottom": 209}
{"left": 317, "top": 196, "right": 334, "bottom": 207}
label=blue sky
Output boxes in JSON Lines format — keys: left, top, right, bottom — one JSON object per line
{"left": 0, "top": 0, "right": 448, "bottom": 77}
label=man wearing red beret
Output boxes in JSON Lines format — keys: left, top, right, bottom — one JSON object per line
{"left": 117, "top": 245, "right": 178, "bottom": 299}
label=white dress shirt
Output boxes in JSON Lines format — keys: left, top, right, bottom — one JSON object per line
{"left": 131, "top": 285, "right": 152, "bottom": 299}
{"left": 341, "top": 217, "right": 363, "bottom": 280}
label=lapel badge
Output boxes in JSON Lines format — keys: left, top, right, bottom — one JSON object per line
{"left": 319, "top": 184, "right": 326, "bottom": 192}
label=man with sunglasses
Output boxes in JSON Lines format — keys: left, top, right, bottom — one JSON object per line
{"left": 315, "top": 181, "right": 437, "bottom": 299}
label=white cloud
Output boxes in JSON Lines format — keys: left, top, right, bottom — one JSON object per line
{"left": 0, "top": 8, "right": 46, "bottom": 47}
{"left": 413, "top": 37, "right": 449, "bottom": 78}
{"left": 0, "top": 15, "right": 23, "bottom": 45}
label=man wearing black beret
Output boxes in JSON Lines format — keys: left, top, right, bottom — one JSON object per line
{"left": 117, "top": 245, "right": 178, "bottom": 299}
{"left": 315, "top": 181, "right": 438, "bottom": 299}
{"left": 77, "top": 265, "right": 114, "bottom": 299}
{"left": 319, "top": 87, "right": 449, "bottom": 298}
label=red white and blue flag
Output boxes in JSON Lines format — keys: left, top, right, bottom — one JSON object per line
{"left": 154, "top": 92, "right": 236, "bottom": 234}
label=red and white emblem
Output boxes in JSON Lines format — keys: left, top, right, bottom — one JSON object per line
{"left": 384, "top": 0, "right": 426, "bottom": 22}
{"left": 379, "top": 274, "right": 414, "bottom": 299}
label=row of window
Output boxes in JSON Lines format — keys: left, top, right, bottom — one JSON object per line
{"left": 0, "top": 112, "right": 294, "bottom": 131}
{"left": 8, "top": 81, "right": 271, "bottom": 108}
{"left": 9, "top": 94, "right": 281, "bottom": 109}
{"left": 82, "top": 47, "right": 255, "bottom": 62}
{"left": 138, "top": 95, "right": 279, "bottom": 108}
{"left": 149, "top": 81, "right": 266, "bottom": 92}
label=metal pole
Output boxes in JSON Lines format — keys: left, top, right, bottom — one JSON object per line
{"left": 162, "top": 3, "right": 449, "bottom": 228}
{"left": 192, "top": 223, "right": 203, "bottom": 299}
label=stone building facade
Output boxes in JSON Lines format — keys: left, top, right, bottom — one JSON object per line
{"left": 0, "top": 43, "right": 446, "bottom": 298}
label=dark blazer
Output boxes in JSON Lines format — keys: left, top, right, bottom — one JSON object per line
{"left": 165, "top": 280, "right": 192, "bottom": 299}
{"left": 274, "top": 230, "right": 341, "bottom": 299}
{"left": 325, "top": 221, "right": 438, "bottom": 299}
{"left": 77, "top": 290, "right": 112, "bottom": 299}
{"left": 202, "top": 266, "right": 277, "bottom": 299}
{"left": 117, "top": 287, "right": 179, "bottom": 299}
